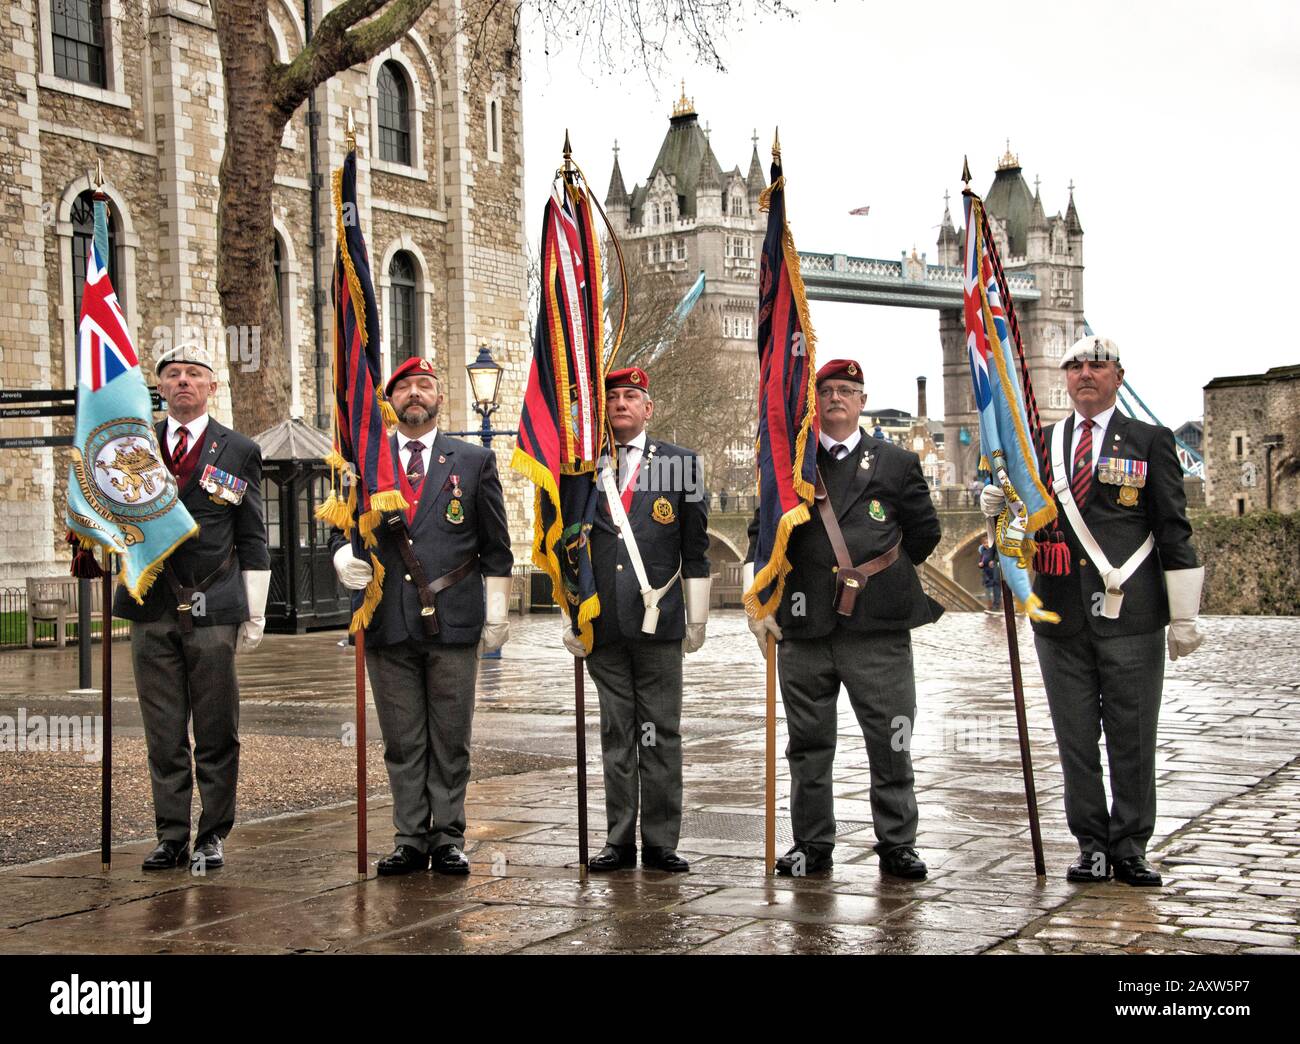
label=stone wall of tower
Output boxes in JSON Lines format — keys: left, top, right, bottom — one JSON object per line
{"left": 0, "top": 0, "right": 531, "bottom": 584}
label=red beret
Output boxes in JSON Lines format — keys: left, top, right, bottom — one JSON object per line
{"left": 816, "top": 358, "right": 864, "bottom": 386}
{"left": 606, "top": 366, "right": 649, "bottom": 393}
{"left": 385, "top": 356, "right": 437, "bottom": 397}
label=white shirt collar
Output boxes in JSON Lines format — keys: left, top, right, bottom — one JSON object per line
{"left": 1072, "top": 404, "right": 1116, "bottom": 435}
{"left": 819, "top": 427, "right": 862, "bottom": 455}
{"left": 617, "top": 430, "right": 648, "bottom": 453}
{"left": 397, "top": 428, "right": 437, "bottom": 454}
{"left": 166, "top": 413, "right": 208, "bottom": 444}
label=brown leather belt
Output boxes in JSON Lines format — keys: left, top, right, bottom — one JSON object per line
{"left": 814, "top": 473, "right": 902, "bottom": 616}
{"left": 163, "top": 547, "right": 237, "bottom": 634}
{"left": 383, "top": 513, "right": 478, "bottom": 638}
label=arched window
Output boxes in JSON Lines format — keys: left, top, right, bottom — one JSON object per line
{"left": 70, "top": 189, "right": 117, "bottom": 318}
{"left": 389, "top": 251, "right": 418, "bottom": 365}
{"left": 52, "top": 0, "right": 106, "bottom": 88}
{"left": 377, "top": 61, "right": 411, "bottom": 166}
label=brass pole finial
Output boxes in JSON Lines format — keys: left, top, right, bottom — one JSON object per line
{"left": 345, "top": 109, "right": 356, "bottom": 152}
{"left": 94, "top": 157, "right": 105, "bottom": 189}
{"left": 772, "top": 127, "right": 781, "bottom": 159}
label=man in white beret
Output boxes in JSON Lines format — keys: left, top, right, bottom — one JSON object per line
{"left": 981, "top": 335, "right": 1204, "bottom": 887}
{"left": 114, "top": 341, "right": 270, "bottom": 872}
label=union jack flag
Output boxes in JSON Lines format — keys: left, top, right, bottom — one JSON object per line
{"left": 963, "top": 189, "right": 1058, "bottom": 621}
{"left": 78, "top": 244, "right": 138, "bottom": 392}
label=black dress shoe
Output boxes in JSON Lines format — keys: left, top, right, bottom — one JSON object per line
{"left": 191, "top": 835, "right": 224, "bottom": 869}
{"left": 377, "top": 845, "right": 430, "bottom": 876}
{"left": 142, "top": 840, "right": 189, "bottom": 871}
{"left": 878, "top": 846, "right": 928, "bottom": 880}
{"left": 430, "top": 844, "right": 471, "bottom": 876}
{"left": 775, "top": 843, "right": 833, "bottom": 877}
{"left": 642, "top": 846, "right": 690, "bottom": 872}
{"left": 1113, "top": 855, "right": 1162, "bottom": 887}
{"left": 588, "top": 844, "right": 637, "bottom": 871}
{"left": 1066, "top": 851, "right": 1111, "bottom": 882}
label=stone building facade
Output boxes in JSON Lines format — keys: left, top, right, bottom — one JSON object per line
{"left": 0, "top": 0, "right": 531, "bottom": 585}
{"left": 936, "top": 145, "right": 1086, "bottom": 484}
{"left": 1203, "top": 365, "right": 1300, "bottom": 515}
{"left": 603, "top": 88, "right": 765, "bottom": 490}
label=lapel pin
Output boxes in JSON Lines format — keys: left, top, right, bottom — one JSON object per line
{"left": 438, "top": 454, "right": 446, "bottom": 464}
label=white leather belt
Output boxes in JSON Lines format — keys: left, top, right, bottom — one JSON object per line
{"left": 600, "top": 464, "right": 681, "bottom": 634}
{"left": 1050, "top": 418, "right": 1154, "bottom": 619}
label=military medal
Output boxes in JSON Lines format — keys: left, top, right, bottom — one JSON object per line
{"left": 651, "top": 496, "right": 675, "bottom": 524}
{"left": 1097, "top": 456, "right": 1146, "bottom": 507}
{"left": 198, "top": 464, "right": 247, "bottom": 506}
{"left": 445, "top": 498, "right": 465, "bottom": 524}
{"left": 860, "top": 451, "right": 873, "bottom": 471}
{"left": 868, "top": 499, "right": 886, "bottom": 521}
{"left": 451, "top": 473, "right": 462, "bottom": 498}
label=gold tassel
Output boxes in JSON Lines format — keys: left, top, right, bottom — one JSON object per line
{"left": 376, "top": 390, "right": 398, "bottom": 427}
{"left": 742, "top": 501, "right": 811, "bottom": 618}
{"left": 369, "top": 489, "right": 409, "bottom": 513}
{"left": 349, "top": 554, "right": 386, "bottom": 633}
{"left": 357, "top": 507, "right": 382, "bottom": 548}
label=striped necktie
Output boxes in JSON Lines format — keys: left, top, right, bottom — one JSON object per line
{"left": 170, "top": 426, "right": 188, "bottom": 475}
{"left": 1071, "top": 419, "right": 1094, "bottom": 508}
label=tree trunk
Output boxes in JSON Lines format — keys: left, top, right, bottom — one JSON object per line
{"left": 212, "top": 0, "right": 290, "bottom": 437}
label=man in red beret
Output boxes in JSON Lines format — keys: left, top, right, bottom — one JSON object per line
{"left": 745, "top": 358, "right": 943, "bottom": 879}
{"left": 332, "top": 356, "right": 513, "bottom": 877}
{"left": 562, "top": 366, "right": 711, "bottom": 873}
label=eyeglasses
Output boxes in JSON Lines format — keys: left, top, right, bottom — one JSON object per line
{"left": 817, "top": 384, "right": 862, "bottom": 400}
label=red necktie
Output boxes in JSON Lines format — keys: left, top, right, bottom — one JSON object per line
{"left": 170, "top": 426, "right": 189, "bottom": 475}
{"left": 1071, "top": 419, "right": 1093, "bottom": 508}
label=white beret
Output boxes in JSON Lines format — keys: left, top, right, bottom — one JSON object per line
{"left": 1060, "top": 335, "right": 1121, "bottom": 369}
{"left": 155, "top": 341, "right": 215, "bottom": 375}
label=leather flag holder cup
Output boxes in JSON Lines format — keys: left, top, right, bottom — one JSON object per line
{"left": 814, "top": 474, "right": 901, "bottom": 617}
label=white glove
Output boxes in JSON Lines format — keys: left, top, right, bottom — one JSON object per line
{"left": 742, "top": 562, "right": 782, "bottom": 655}
{"left": 560, "top": 620, "right": 588, "bottom": 658}
{"left": 478, "top": 576, "right": 512, "bottom": 656}
{"left": 683, "top": 577, "right": 711, "bottom": 655}
{"left": 1165, "top": 567, "right": 1205, "bottom": 661}
{"left": 333, "top": 543, "right": 373, "bottom": 591}
{"left": 236, "top": 569, "right": 271, "bottom": 653}
{"left": 979, "top": 484, "right": 1006, "bottom": 518}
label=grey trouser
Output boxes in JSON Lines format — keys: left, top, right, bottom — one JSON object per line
{"left": 1035, "top": 628, "right": 1164, "bottom": 860}
{"left": 778, "top": 628, "right": 919, "bottom": 855}
{"left": 585, "top": 639, "right": 684, "bottom": 849}
{"left": 131, "top": 614, "right": 240, "bottom": 845}
{"left": 365, "top": 640, "right": 478, "bottom": 853}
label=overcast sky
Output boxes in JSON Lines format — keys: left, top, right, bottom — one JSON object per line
{"left": 519, "top": 0, "right": 1298, "bottom": 428}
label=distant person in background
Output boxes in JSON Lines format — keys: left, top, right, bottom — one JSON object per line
{"left": 977, "top": 535, "right": 1002, "bottom": 612}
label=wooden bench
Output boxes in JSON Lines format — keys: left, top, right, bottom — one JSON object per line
{"left": 25, "top": 575, "right": 78, "bottom": 648}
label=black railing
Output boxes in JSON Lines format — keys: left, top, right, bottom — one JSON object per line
{"left": 0, "top": 584, "right": 130, "bottom": 651}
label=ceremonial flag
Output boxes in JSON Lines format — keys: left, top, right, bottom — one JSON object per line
{"left": 962, "top": 189, "right": 1058, "bottom": 623}
{"left": 512, "top": 178, "right": 607, "bottom": 651}
{"left": 315, "top": 144, "right": 407, "bottom": 632}
{"left": 65, "top": 192, "right": 196, "bottom": 601}
{"left": 743, "top": 143, "right": 819, "bottom": 618}
{"left": 848, "top": 205, "right": 871, "bottom": 216}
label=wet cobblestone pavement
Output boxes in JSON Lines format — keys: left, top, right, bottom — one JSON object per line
{"left": 1, "top": 611, "right": 1296, "bottom": 954}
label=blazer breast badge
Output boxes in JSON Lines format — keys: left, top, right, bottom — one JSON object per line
{"left": 651, "top": 496, "right": 676, "bottom": 525}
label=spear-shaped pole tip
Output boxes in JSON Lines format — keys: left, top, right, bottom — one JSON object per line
{"left": 345, "top": 109, "right": 356, "bottom": 152}
{"left": 962, "top": 155, "right": 971, "bottom": 186}
{"left": 94, "top": 157, "right": 105, "bottom": 189}
{"left": 772, "top": 126, "right": 781, "bottom": 158}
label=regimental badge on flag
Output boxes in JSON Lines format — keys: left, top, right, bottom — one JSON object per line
{"left": 65, "top": 193, "right": 197, "bottom": 601}
{"left": 512, "top": 173, "right": 609, "bottom": 652}
{"left": 314, "top": 143, "right": 408, "bottom": 633}
{"left": 742, "top": 142, "right": 819, "bottom": 619}
{"left": 962, "top": 190, "right": 1059, "bottom": 624}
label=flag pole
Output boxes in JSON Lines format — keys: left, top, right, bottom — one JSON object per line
{"left": 765, "top": 633, "right": 776, "bottom": 876}
{"left": 343, "top": 108, "right": 369, "bottom": 884}
{"left": 101, "top": 549, "right": 113, "bottom": 871}
{"left": 966, "top": 158, "right": 1045, "bottom": 878}
{"left": 559, "top": 132, "right": 598, "bottom": 884}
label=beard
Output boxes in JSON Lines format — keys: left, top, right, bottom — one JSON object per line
{"left": 398, "top": 401, "right": 437, "bottom": 426}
